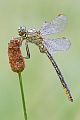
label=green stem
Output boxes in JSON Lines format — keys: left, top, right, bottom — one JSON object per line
{"left": 18, "top": 72, "right": 28, "bottom": 120}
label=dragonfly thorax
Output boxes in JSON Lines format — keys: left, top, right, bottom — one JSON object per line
{"left": 27, "top": 29, "right": 36, "bottom": 33}
{"left": 25, "top": 29, "right": 43, "bottom": 44}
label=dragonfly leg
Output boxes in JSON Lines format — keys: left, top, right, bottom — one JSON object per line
{"left": 23, "top": 41, "right": 30, "bottom": 59}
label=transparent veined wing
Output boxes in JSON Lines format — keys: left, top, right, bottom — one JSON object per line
{"left": 40, "top": 14, "right": 67, "bottom": 36}
{"left": 42, "top": 37, "right": 71, "bottom": 55}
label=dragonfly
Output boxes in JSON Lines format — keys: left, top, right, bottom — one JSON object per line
{"left": 18, "top": 14, "right": 73, "bottom": 102}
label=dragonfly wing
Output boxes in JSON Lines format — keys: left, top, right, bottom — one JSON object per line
{"left": 42, "top": 37, "right": 71, "bottom": 55}
{"left": 42, "top": 21, "right": 50, "bottom": 27}
{"left": 40, "top": 14, "right": 67, "bottom": 36}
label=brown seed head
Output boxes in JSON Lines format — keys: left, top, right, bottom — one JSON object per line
{"left": 8, "top": 37, "right": 25, "bottom": 73}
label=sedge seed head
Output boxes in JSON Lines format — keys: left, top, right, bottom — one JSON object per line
{"left": 8, "top": 37, "right": 25, "bottom": 73}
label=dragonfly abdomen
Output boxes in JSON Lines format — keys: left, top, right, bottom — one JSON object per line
{"left": 45, "top": 50, "right": 73, "bottom": 102}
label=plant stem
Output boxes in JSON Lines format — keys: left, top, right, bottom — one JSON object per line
{"left": 18, "top": 72, "right": 28, "bottom": 120}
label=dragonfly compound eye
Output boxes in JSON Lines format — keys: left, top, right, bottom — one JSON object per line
{"left": 18, "top": 26, "right": 26, "bottom": 36}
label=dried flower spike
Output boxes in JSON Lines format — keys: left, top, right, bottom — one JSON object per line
{"left": 8, "top": 37, "right": 25, "bottom": 73}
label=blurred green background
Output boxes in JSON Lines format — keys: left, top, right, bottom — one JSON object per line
{"left": 0, "top": 0, "right": 80, "bottom": 120}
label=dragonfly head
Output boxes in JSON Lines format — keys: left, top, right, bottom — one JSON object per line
{"left": 18, "top": 26, "right": 26, "bottom": 36}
